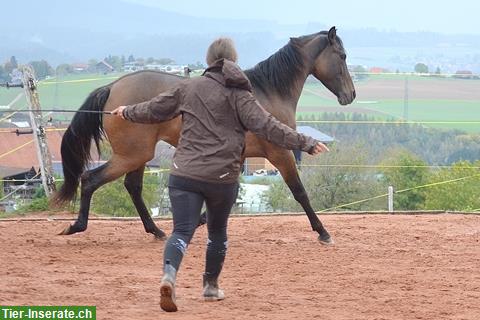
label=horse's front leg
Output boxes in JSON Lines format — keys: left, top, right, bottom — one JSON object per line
{"left": 266, "top": 148, "right": 333, "bottom": 245}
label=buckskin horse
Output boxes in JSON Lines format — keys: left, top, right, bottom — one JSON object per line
{"left": 53, "top": 27, "right": 355, "bottom": 244}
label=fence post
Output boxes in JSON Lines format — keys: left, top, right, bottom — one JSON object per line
{"left": 388, "top": 186, "right": 394, "bottom": 213}
{"left": 21, "top": 65, "right": 56, "bottom": 196}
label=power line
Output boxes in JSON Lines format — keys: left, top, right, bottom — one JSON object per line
{"left": 296, "top": 120, "right": 480, "bottom": 124}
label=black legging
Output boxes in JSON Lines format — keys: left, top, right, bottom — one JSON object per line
{"left": 164, "top": 174, "right": 239, "bottom": 279}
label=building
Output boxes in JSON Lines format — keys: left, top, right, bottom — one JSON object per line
{"left": 0, "top": 166, "right": 39, "bottom": 203}
{"left": 146, "top": 141, "right": 175, "bottom": 170}
{"left": 96, "top": 60, "right": 115, "bottom": 74}
{"left": 293, "top": 126, "right": 334, "bottom": 165}
{"left": 71, "top": 63, "right": 89, "bottom": 73}
{"left": 454, "top": 70, "right": 475, "bottom": 79}
{"left": 123, "top": 62, "right": 188, "bottom": 75}
{"left": 243, "top": 126, "right": 334, "bottom": 175}
{"left": 0, "top": 125, "right": 102, "bottom": 206}
{"left": 122, "top": 61, "right": 144, "bottom": 72}
{"left": 369, "top": 67, "right": 389, "bottom": 74}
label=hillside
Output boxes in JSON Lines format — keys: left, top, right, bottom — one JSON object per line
{"left": 1, "top": 0, "right": 480, "bottom": 71}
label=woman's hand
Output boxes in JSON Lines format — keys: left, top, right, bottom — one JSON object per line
{"left": 310, "top": 142, "right": 330, "bottom": 155}
{"left": 111, "top": 106, "right": 127, "bottom": 120}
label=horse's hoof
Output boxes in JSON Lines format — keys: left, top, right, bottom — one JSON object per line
{"left": 58, "top": 224, "right": 74, "bottom": 235}
{"left": 318, "top": 235, "right": 334, "bottom": 246}
{"left": 58, "top": 223, "right": 85, "bottom": 236}
{"left": 153, "top": 230, "right": 167, "bottom": 240}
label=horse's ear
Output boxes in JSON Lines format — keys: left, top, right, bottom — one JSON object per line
{"left": 290, "top": 37, "right": 300, "bottom": 45}
{"left": 328, "top": 26, "right": 337, "bottom": 45}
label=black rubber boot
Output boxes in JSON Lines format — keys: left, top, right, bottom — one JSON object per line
{"left": 203, "top": 274, "right": 225, "bottom": 301}
{"left": 160, "top": 261, "right": 178, "bottom": 312}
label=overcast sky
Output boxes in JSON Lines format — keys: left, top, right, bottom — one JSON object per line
{"left": 125, "top": 0, "right": 479, "bottom": 35}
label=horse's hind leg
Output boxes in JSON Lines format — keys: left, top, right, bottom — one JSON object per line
{"left": 267, "top": 149, "right": 333, "bottom": 245}
{"left": 59, "top": 156, "right": 132, "bottom": 236}
{"left": 124, "top": 166, "right": 166, "bottom": 239}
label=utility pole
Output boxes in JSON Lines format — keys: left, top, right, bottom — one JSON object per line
{"left": 183, "top": 66, "right": 191, "bottom": 78}
{"left": 21, "top": 65, "right": 56, "bottom": 196}
{"left": 403, "top": 76, "right": 409, "bottom": 121}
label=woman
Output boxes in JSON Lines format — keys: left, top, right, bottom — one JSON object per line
{"left": 112, "top": 38, "right": 329, "bottom": 312}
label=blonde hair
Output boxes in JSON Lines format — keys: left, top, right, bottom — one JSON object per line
{"left": 206, "top": 37, "right": 238, "bottom": 66}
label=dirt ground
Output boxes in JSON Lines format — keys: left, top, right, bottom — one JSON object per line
{"left": 0, "top": 214, "right": 479, "bottom": 320}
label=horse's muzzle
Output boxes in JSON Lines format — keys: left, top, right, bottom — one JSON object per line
{"left": 338, "top": 90, "right": 355, "bottom": 105}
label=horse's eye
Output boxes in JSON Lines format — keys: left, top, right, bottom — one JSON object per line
{"left": 340, "top": 53, "right": 346, "bottom": 60}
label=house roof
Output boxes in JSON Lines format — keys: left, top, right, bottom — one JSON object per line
{"left": 71, "top": 63, "right": 89, "bottom": 69}
{"left": 146, "top": 141, "right": 175, "bottom": 167}
{"left": 97, "top": 60, "right": 114, "bottom": 70}
{"left": 297, "top": 126, "right": 334, "bottom": 143}
{"left": 0, "top": 166, "right": 34, "bottom": 179}
{"left": 0, "top": 128, "right": 65, "bottom": 170}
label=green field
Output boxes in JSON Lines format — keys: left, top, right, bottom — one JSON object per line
{"left": 0, "top": 73, "right": 126, "bottom": 121}
{"left": 1, "top": 72, "right": 479, "bottom": 132}
{"left": 298, "top": 76, "right": 480, "bottom": 132}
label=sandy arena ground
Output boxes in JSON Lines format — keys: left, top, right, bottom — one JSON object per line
{"left": 0, "top": 213, "right": 479, "bottom": 320}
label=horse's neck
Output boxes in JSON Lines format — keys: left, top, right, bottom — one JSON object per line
{"left": 289, "top": 71, "right": 310, "bottom": 110}
{"left": 289, "top": 36, "right": 329, "bottom": 109}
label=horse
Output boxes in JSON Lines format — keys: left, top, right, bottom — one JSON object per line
{"left": 53, "top": 27, "right": 355, "bottom": 244}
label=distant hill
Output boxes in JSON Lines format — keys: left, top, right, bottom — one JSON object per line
{"left": 1, "top": 0, "right": 479, "bottom": 72}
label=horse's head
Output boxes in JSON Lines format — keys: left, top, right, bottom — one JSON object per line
{"left": 309, "top": 27, "right": 356, "bottom": 105}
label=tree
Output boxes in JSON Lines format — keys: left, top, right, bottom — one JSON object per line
{"left": 4, "top": 61, "right": 15, "bottom": 75}
{"left": 29, "top": 60, "right": 54, "bottom": 79}
{"left": 414, "top": 63, "right": 429, "bottom": 74}
{"left": 10, "top": 56, "right": 18, "bottom": 69}
{"left": 424, "top": 161, "right": 480, "bottom": 211}
{"left": 91, "top": 174, "right": 165, "bottom": 216}
{"left": 264, "top": 143, "right": 384, "bottom": 212}
{"left": 380, "top": 149, "right": 430, "bottom": 210}
{"left": 56, "top": 64, "right": 73, "bottom": 76}
{"left": 435, "top": 67, "right": 441, "bottom": 75}
{"left": 87, "top": 59, "right": 98, "bottom": 72}
{"left": 157, "top": 58, "right": 175, "bottom": 65}
{"left": 0, "top": 65, "right": 8, "bottom": 81}
{"left": 188, "top": 61, "right": 206, "bottom": 71}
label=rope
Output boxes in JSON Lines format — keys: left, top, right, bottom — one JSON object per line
{"left": 318, "top": 173, "right": 480, "bottom": 213}
{"left": 299, "top": 164, "right": 480, "bottom": 169}
{"left": 0, "top": 140, "right": 34, "bottom": 159}
{"left": 317, "top": 193, "right": 389, "bottom": 212}
{"left": 394, "top": 173, "right": 480, "bottom": 194}
{"left": 0, "top": 171, "right": 41, "bottom": 202}
{"left": 0, "top": 106, "right": 27, "bottom": 123}
{"left": 0, "top": 127, "right": 68, "bottom": 134}
{"left": 26, "top": 72, "right": 480, "bottom": 86}
{"left": 296, "top": 120, "right": 480, "bottom": 125}
{"left": 38, "top": 76, "right": 119, "bottom": 86}
{"left": 1, "top": 109, "right": 111, "bottom": 115}
{"left": 0, "top": 168, "right": 169, "bottom": 183}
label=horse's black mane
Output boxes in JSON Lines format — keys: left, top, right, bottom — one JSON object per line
{"left": 244, "top": 32, "right": 329, "bottom": 98}
{"left": 245, "top": 31, "right": 343, "bottom": 98}
{"left": 244, "top": 42, "right": 305, "bottom": 98}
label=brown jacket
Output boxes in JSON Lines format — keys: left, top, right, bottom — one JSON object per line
{"left": 123, "top": 59, "right": 318, "bottom": 183}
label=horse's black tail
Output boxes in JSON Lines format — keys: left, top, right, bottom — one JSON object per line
{"left": 52, "top": 85, "right": 111, "bottom": 204}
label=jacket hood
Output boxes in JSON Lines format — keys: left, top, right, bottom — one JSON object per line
{"left": 203, "top": 59, "right": 252, "bottom": 92}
